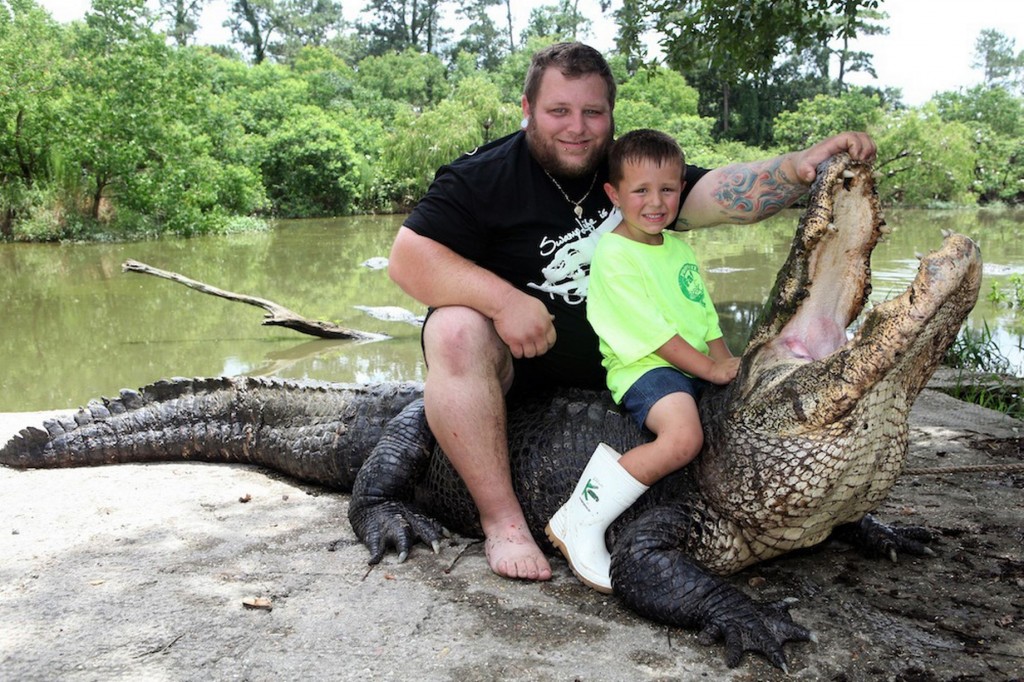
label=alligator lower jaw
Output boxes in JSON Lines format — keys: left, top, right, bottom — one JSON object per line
{"left": 843, "top": 231, "right": 983, "bottom": 396}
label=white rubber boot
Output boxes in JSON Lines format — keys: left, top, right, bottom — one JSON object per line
{"left": 545, "top": 443, "right": 649, "bottom": 593}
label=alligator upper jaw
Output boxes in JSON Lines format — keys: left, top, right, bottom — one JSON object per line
{"left": 738, "top": 154, "right": 982, "bottom": 423}
{"left": 740, "top": 154, "right": 882, "bottom": 390}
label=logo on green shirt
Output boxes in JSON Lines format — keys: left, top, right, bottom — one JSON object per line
{"left": 677, "top": 263, "right": 706, "bottom": 304}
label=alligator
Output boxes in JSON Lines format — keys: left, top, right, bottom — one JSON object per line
{"left": 0, "top": 154, "right": 983, "bottom": 671}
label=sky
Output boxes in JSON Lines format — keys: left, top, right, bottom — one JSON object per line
{"left": 35, "top": 0, "right": 1024, "bottom": 106}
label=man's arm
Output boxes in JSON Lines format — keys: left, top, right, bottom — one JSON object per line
{"left": 678, "top": 131, "right": 877, "bottom": 229}
{"left": 388, "top": 226, "right": 556, "bottom": 358}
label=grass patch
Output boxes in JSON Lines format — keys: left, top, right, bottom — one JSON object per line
{"left": 942, "top": 322, "right": 1023, "bottom": 420}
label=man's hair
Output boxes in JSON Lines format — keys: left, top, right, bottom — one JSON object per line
{"left": 607, "top": 129, "right": 686, "bottom": 186}
{"left": 523, "top": 42, "right": 616, "bottom": 110}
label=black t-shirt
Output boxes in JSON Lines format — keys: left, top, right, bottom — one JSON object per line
{"left": 404, "top": 131, "right": 710, "bottom": 393}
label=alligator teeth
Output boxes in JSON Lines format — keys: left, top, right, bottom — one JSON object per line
{"left": 842, "top": 169, "right": 855, "bottom": 178}
{"left": 915, "top": 251, "right": 924, "bottom": 260}
{"left": 941, "top": 228, "right": 952, "bottom": 238}
{"left": 873, "top": 171, "right": 883, "bottom": 181}
{"left": 827, "top": 222, "right": 838, "bottom": 233}
{"left": 880, "top": 223, "right": 893, "bottom": 235}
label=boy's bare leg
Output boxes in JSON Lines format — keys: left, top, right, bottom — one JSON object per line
{"left": 618, "top": 393, "right": 703, "bottom": 485}
{"left": 422, "top": 307, "right": 552, "bottom": 581}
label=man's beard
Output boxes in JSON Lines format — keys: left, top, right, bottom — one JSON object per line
{"left": 525, "top": 120, "right": 612, "bottom": 180}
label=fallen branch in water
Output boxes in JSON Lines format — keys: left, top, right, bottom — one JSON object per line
{"left": 122, "top": 259, "right": 387, "bottom": 341}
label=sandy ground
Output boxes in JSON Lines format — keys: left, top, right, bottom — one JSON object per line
{"left": 1, "top": 388, "right": 1022, "bottom": 681}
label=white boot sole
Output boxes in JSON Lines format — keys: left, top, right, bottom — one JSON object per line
{"left": 545, "top": 520, "right": 613, "bottom": 594}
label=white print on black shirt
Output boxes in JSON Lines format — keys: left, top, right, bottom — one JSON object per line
{"left": 527, "top": 207, "right": 620, "bottom": 305}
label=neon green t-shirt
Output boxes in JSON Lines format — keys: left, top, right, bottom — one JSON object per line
{"left": 586, "top": 231, "right": 723, "bottom": 403}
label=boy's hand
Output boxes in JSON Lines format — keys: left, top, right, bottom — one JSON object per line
{"left": 707, "top": 357, "right": 741, "bottom": 385}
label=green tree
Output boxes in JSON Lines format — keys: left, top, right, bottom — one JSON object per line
{"left": 0, "top": 0, "right": 66, "bottom": 236}
{"left": 289, "top": 44, "right": 358, "bottom": 108}
{"left": 269, "top": 0, "right": 345, "bottom": 63}
{"left": 382, "top": 73, "right": 519, "bottom": 205}
{"left": 158, "top": 0, "right": 208, "bottom": 46}
{"left": 773, "top": 90, "right": 883, "bottom": 149}
{"left": 613, "top": 66, "right": 717, "bottom": 159}
{"left": 613, "top": 0, "right": 650, "bottom": 75}
{"left": 61, "top": 0, "right": 161, "bottom": 221}
{"left": 616, "top": 66, "right": 699, "bottom": 118}
{"left": 58, "top": 1, "right": 266, "bottom": 235}
{"left": 933, "top": 84, "right": 1022, "bottom": 139}
{"left": 933, "top": 84, "right": 1024, "bottom": 204}
{"left": 358, "top": 0, "right": 453, "bottom": 55}
{"left": 452, "top": 0, "right": 505, "bottom": 70}
{"left": 226, "top": 0, "right": 280, "bottom": 63}
{"left": 973, "top": 29, "right": 1023, "bottom": 93}
{"left": 643, "top": 0, "right": 881, "bottom": 142}
{"left": 355, "top": 48, "right": 447, "bottom": 108}
{"left": 873, "top": 107, "right": 976, "bottom": 206}
{"left": 490, "top": 35, "right": 557, "bottom": 105}
{"left": 521, "top": 0, "right": 592, "bottom": 43}
{"left": 830, "top": 0, "right": 886, "bottom": 90}
{"left": 260, "top": 105, "right": 363, "bottom": 216}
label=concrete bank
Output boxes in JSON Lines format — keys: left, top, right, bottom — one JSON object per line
{"left": 1, "top": 391, "right": 1021, "bottom": 681}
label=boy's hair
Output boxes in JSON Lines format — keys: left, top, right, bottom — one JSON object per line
{"left": 608, "top": 129, "right": 685, "bottom": 186}
{"left": 523, "top": 42, "right": 616, "bottom": 111}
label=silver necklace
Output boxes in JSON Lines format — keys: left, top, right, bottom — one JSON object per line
{"left": 544, "top": 169, "right": 597, "bottom": 219}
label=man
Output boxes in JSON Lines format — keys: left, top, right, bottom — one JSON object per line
{"left": 388, "top": 42, "right": 876, "bottom": 582}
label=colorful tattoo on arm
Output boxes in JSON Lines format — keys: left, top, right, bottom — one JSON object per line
{"left": 712, "top": 158, "right": 808, "bottom": 223}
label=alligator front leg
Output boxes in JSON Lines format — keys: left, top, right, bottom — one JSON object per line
{"left": 611, "top": 505, "right": 812, "bottom": 671}
{"left": 348, "top": 399, "right": 446, "bottom": 563}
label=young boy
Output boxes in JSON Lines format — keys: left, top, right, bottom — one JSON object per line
{"left": 545, "top": 129, "right": 740, "bottom": 593}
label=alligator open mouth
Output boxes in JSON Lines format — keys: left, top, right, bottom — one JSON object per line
{"left": 692, "top": 155, "right": 983, "bottom": 574}
{"left": 738, "top": 154, "right": 982, "bottom": 417}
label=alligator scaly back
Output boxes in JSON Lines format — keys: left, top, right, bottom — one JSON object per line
{"left": 0, "top": 376, "right": 423, "bottom": 490}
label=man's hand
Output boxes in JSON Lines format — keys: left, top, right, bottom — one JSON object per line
{"left": 492, "top": 290, "right": 557, "bottom": 359}
{"left": 793, "top": 131, "right": 877, "bottom": 184}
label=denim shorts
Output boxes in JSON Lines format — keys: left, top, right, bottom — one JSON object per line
{"left": 620, "top": 366, "right": 707, "bottom": 431}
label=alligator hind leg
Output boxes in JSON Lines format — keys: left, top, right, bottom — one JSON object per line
{"left": 347, "top": 399, "right": 447, "bottom": 564}
{"left": 611, "top": 505, "right": 812, "bottom": 671}
{"left": 831, "top": 513, "right": 935, "bottom": 562}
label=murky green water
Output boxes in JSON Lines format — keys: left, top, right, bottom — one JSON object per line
{"left": 2, "top": 208, "right": 1022, "bottom": 411}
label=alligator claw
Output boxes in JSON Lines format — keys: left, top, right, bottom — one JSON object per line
{"left": 833, "top": 514, "right": 936, "bottom": 561}
{"left": 351, "top": 500, "right": 445, "bottom": 566}
{"left": 691, "top": 591, "right": 815, "bottom": 670}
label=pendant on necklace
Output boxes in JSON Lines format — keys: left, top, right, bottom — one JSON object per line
{"left": 543, "top": 168, "right": 597, "bottom": 222}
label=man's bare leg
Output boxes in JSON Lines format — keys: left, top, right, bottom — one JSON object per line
{"left": 422, "top": 307, "right": 551, "bottom": 581}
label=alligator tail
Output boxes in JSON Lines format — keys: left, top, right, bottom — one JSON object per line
{"left": 0, "top": 376, "right": 423, "bottom": 491}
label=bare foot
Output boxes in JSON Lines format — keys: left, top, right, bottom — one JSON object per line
{"left": 483, "top": 520, "right": 552, "bottom": 581}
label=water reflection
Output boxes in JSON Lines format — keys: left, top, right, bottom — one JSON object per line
{"left": 2, "top": 209, "right": 1022, "bottom": 411}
